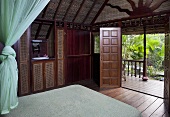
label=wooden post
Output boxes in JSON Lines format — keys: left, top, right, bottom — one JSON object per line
{"left": 143, "top": 26, "right": 147, "bottom": 77}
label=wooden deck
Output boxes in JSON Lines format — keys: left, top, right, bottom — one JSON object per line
{"left": 122, "top": 76, "right": 164, "bottom": 98}
{"left": 74, "top": 80, "right": 169, "bottom": 117}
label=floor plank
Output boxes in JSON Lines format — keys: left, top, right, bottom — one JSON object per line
{"left": 122, "top": 76, "right": 164, "bottom": 98}
{"left": 141, "top": 98, "right": 163, "bottom": 117}
{"left": 150, "top": 103, "right": 166, "bottom": 117}
{"left": 74, "top": 79, "right": 169, "bottom": 117}
{"left": 137, "top": 96, "right": 157, "bottom": 112}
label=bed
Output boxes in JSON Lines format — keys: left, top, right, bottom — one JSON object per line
{"left": 3, "top": 85, "right": 141, "bottom": 117}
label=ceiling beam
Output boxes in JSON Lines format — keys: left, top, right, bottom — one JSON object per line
{"left": 138, "top": 0, "right": 144, "bottom": 7}
{"left": 82, "top": 0, "right": 97, "bottom": 24}
{"left": 62, "top": 0, "right": 75, "bottom": 21}
{"left": 106, "top": 4, "right": 131, "bottom": 15}
{"left": 93, "top": 10, "right": 170, "bottom": 25}
{"left": 46, "top": 24, "right": 54, "bottom": 39}
{"left": 145, "top": 0, "right": 153, "bottom": 7}
{"left": 91, "top": 0, "right": 110, "bottom": 25}
{"left": 126, "top": 0, "right": 136, "bottom": 10}
{"left": 47, "top": 0, "right": 63, "bottom": 40}
{"left": 53, "top": 0, "right": 63, "bottom": 19}
{"left": 35, "top": 3, "right": 50, "bottom": 39}
{"left": 150, "top": 0, "right": 168, "bottom": 11}
{"left": 72, "top": 0, "right": 86, "bottom": 23}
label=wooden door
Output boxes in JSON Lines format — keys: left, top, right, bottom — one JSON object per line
{"left": 100, "top": 28, "right": 121, "bottom": 88}
{"left": 164, "top": 16, "right": 170, "bottom": 113}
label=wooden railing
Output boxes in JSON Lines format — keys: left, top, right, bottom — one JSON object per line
{"left": 122, "top": 60, "right": 144, "bottom": 78}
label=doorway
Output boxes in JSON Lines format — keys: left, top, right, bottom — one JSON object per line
{"left": 121, "top": 34, "right": 165, "bottom": 98}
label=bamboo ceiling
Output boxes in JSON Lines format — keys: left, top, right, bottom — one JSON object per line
{"left": 32, "top": 0, "right": 170, "bottom": 38}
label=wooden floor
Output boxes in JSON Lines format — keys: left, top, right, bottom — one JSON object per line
{"left": 75, "top": 80, "right": 169, "bottom": 117}
{"left": 122, "top": 76, "right": 164, "bottom": 98}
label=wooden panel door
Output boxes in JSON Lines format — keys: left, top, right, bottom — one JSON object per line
{"left": 32, "top": 61, "right": 44, "bottom": 92}
{"left": 164, "top": 17, "right": 170, "bottom": 113}
{"left": 100, "top": 28, "right": 121, "bottom": 88}
{"left": 44, "top": 61, "right": 55, "bottom": 89}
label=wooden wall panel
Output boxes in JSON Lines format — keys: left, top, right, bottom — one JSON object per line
{"left": 17, "top": 28, "right": 31, "bottom": 96}
{"left": 79, "top": 31, "right": 85, "bottom": 54}
{"left": 67, "top": 30, "right": 73, "bottom": 55}
{"left": 65, "top": 30, "right": 91, "bottom": 84}
{"left": 56, "top": 29, "right": 65, "bottom": 86}
{"left": 44, "top": 61, "right": 55, "bottom": 89}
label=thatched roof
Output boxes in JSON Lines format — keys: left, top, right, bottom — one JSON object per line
{"left": 31, "top": 0, "right": 170, "bottom": 38}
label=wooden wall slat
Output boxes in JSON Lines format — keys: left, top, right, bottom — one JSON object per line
{"left": 65, "top": 30, "right": 91, "bottom": 84}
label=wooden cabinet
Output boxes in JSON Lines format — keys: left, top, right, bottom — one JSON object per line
{"left": 32, "top": 60, "right": 55, "bottom": 93}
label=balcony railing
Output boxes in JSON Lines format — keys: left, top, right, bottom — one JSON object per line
{"left": 122, "top": 60, "right": 144, "bottom": 78}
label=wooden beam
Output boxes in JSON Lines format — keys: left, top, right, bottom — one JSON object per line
{"left": 150, "top": 0, "right": 168, "bottom": 11}
{"left": 82, "top": 0, "right": 97, "bottom": 24}
{"left": 143, "top": 26, "right": 147, "bottom": 77}
{"left": 72, "top": 0, "right": 86, "bottom": 23}
{"left": 127, "top": 0, "right": 136, "bottom": 10}
{"left": 145, "top": 0, "right": 153, "bottom": 7}
{"left": 35, "top": 18, "right": 54, "bottom": 22}
{"left": 106, "top": 3, "right": 131, "bottom": 15}
{"left": 93, "top": 10, "right": 170, "bottom": 25}
{"left": 138, "top": 0, "right": 144, "bottom": 7}
{"left": 91, "top": 0, "right": 110, "bottom": 25}
{"left": 35, "top": 3, "right": 50, "bottom": 39}
{"left": 46, "top": 24, "right": 53, "bottom": 39}
{"left": 62, "top": 0, "right": 74, "bottom": 21}
{"left": 53, "top": 0, "right": 63, "bottom": 19}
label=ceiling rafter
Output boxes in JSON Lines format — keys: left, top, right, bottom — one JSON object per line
{"left": 46, "top": 24, "right": 54, "bottom": 39}
{"left": 127, "top": 0, "right": 136, "bottom": 10}
{"left": 82, "top": 0, "right": 97, "bottom": 24}
{"left": 106, "top": 3, "right": 131, "bottom": 15}
{"left": 62, "top": 0, "right": 75, "bottom": 21}
{"left": 138, "top": 0, "right": 144, "bottom": 7}
{"left": 91, "top": 0, "right": 110, "bottom": 25}
{"left": 53, "top": 0, "right": 63, "bottom": 19}
{"left": 72, "top": 0, "right": 86, "bottom": 23}
{"left": 145, "top": 0, "right": 153, "bottom": 7}
{"left": 150, "top": 0, "right": 168, "bottom": 11}
{"left": 106, "top": 0, "right": 168, "bottom": 17}
{"left": 45, "top": 0, "right": 63, "bottom": 40}
{"left": 35, "top": 3, "right": 50, "bottom": 39}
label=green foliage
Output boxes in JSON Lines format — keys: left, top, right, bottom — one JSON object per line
{"left": 122, "top": 35, "right": 144, "bottom": 60}
{"left": 122, "top": 34, "right": 165, "bottom": 76}
{"left": 94, "top": 35, "right": 100, "bottom": 53}
{"left": 147, "top": 66, "right": 155, "bottom": 77}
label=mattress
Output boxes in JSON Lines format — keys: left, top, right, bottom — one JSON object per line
{"left": 2, "top": 85, "right": 141, "bottom": 117}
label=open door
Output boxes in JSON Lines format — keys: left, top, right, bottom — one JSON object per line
{"left": 100, "top": 28, "right": 121, "bottom": 88}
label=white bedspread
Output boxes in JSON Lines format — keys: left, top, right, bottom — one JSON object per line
{"left": 2, "top": 85, "right": 141, "bottom": 117}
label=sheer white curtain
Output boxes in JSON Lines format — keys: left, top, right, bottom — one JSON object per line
{"left": 0, "top": 0, "right": 50, "bottom": 114}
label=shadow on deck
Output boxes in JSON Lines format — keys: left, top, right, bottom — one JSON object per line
{"left": 122, "top": 76, "right": 164, "bottom": 98}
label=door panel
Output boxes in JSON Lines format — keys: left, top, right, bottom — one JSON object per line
{"left": 100, "top": 28, "right": 121, "bottom": 88}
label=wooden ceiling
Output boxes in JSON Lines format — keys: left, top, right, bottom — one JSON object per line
{"left": 31, "top": 0, "right": 170, "bottom": 39}
{"left": 96, "top": 0, "right": 170, "bottom": 23}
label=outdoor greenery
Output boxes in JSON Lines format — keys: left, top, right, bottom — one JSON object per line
{"left": 94, "top": 35, "right": 100, "bottom": 53}
{"left": 122, "top": 34, "right": 165, "bottom": 79}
